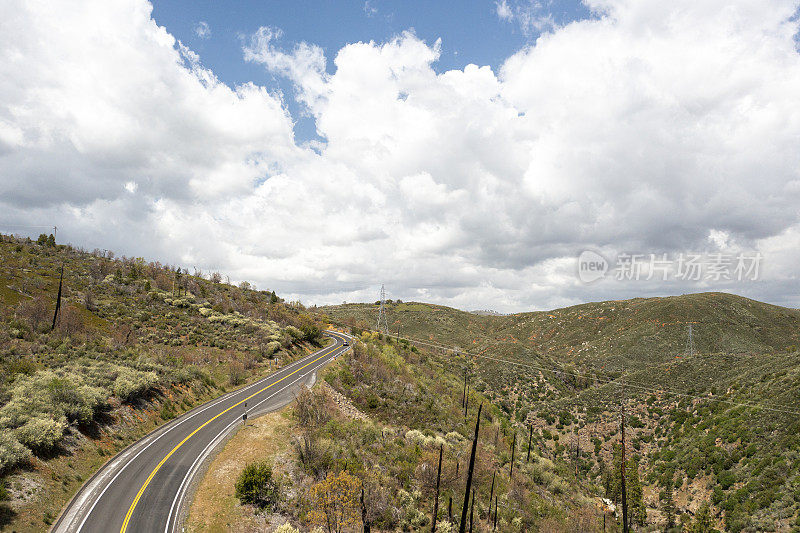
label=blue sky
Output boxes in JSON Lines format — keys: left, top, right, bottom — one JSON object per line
{"left": 5, "top": 0, "right": 800, "bottom": 311}
{"left": 151, "top": 0, "right": 591, "bottom": 141}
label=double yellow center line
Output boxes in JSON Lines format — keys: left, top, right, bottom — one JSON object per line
{"left": 119, "top": 336, "right": 342, "bottom": 532}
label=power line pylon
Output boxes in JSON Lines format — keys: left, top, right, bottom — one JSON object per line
{"left": 376, "top": 284, "right": 389, "bottom": 333}
{"left": 685, "top": 323, "right": 696, "bottom": 357}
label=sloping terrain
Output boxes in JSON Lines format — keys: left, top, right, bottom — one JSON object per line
{"left": 1, "top": 232, "right": 798, "bottom": 532}
{"left": 0, "top": 234, "right": 325, "bottom": 532}
{"left": 326, "top": 293, "right": 800, "bottom": 365}
{"left": 324, "top": 294, "right": 800, "bottom": 531}
{"left": 188, "top": 332, "right": 604, "bottom": 532}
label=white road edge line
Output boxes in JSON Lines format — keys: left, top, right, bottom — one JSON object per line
{"left": 72, "top": 390, "right": 240, "bottom": 533}
{"left": 164, "top": 347, "right": 340, "bottom": 533}
{"left": 64, "top": 339, "right": 337, "bottom": 533}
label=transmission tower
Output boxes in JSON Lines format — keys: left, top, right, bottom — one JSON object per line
{"left": 376, "top": 284, "right": 389, "bottom": 333}
{"left": 684, "top": 323, "right": 696, "bottom": 357}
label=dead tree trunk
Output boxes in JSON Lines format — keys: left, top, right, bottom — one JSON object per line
{"left": 489, "top": 496, "right": 499, "bottom": 529}
{"left": 448, "top": 496, "right": 453, "bottom": 523}
{"left": 469, "top": 488, "right": 475, "bottom": 533}
{"left": 527, "top": 424, "right": 533, "bottom": 462}
{"left": 459, "top": 403, "right": 482, "bottom": 533}
{"left": 361, "top": 487, "right": 370, "bottom": 533}
{"left": 488, "top": 472, "right": 495, "bottom": 523}
{"left": 462, "top": 368, "right": 468, "bottom": 407}
{"left": 464, "top": 382, "right": 469, "bottom": 418}
{"left": 431, "top": 444, "right": 443, "bottom": 532}
{"left": 51, "top": 264, "right": 63, "bottom": 331}
{"left": 621, "top": 387, "right": 628, "bottom": 533}
{"left": 510, "top": 431, "right": 517, "bottom": 479}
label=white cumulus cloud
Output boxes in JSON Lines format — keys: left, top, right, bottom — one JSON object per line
{"left": 194, "top": 21, "right": 210, "bottom": 39}
{"left": 1, "top": 0, "right": 800, "bottom": 312}
{"left": 494, "top": 0, "right": 556, "bottom": 35}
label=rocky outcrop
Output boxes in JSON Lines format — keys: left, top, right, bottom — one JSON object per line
{"left": 320, "top": 382, "right": 368, "bottom": 421}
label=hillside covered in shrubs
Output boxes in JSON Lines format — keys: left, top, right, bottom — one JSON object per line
{"left": 326, "top": 296, "right": 800, "bottom": 531}
{"left": 0, "top": 234, "right": 325, "bottom": 531}
{"left": 2, "top": 230, "right": 798, "bottom": 532}
{"left": 197, "top": 329, "right": 734, "bottom": 532}
{"left": 190, "top": 331, "right": 609, "bottom": 532}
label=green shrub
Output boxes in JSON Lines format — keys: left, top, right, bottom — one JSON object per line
{"left": 14, "top": 416, "right": 67, "bottom": 453}
{"left": 300, "top": 323, "right": 321, "bottom": 343}
{"left": 366, "top": 395, "right": 380, "bottom": 409}
{"left": 113, "top": 368, "right": 159, "bottom": 402}
{"left": 628, "top": 415, "right": 644, "bottom": 428}
{"left": 286, "top": 326, "right": 303, "bottom": 341}
{"left": 719, "top": 470, "right": 736, "bottom": 490}
{"left": 235, "top": 461, "right": 281, "bottom": 510}
{"left": 0, "top": 432, "right": 31, "bottom": 472}
{"left": 160, "top": 400, "right": 176, "bottom": 420}
{"left": 265, "top": 341, "right": 281, "bottom": 356}
{"left": 1, "top": 370, "right": 105, "bottom": 427}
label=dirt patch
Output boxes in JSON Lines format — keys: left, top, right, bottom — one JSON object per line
{"left": 6, "top": 475, "right": 43, "bottom": 507}
{"left": 185, "top": 410, "right": 295, "bottom": 533}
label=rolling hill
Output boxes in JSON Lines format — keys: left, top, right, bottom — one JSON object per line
{"left": 324, "top": 293, "right": 800, "bottom": 366}
{"left": 2, "top": 230, "right": 799, "bottom": 531}
{"left": 0, "top": 234, "right": 326, "bottom": 531}
{"left": 324, "top": 294, "right": 800, "bottom": 531}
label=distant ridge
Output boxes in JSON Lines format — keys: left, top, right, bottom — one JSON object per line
{"left": 323, "top": 292, "right": 800, "bottom": 366}
{"left": 469, "top": 309, "right": 505, "bottom": 316}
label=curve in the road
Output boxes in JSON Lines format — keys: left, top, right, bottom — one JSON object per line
{"left": 53, "top": 330, "right": 350, "bottom": 533}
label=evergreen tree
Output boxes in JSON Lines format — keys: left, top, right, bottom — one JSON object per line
{"left": 660, "top": 474, "right": 676, "bottom": 531}
{"left": 46, "top": 233, "right": 56, "bottom": 247}
{"left": 688, "top": 501, "right": 716, "bottom": 533}
{"left": 607, "top": 443, "right": 622, "bottom": 502}
{"left": 627, "top": 456, "right": 646, "bottom": 526}
{"left": 607, "top": 443, "right": 646, "bottom": 527}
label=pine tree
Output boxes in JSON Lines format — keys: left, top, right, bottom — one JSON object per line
{"left": 627, "top": 456, "right": 646, "bottom": 526}
{"left": 688, "top": 501, "right": 715, "bottom": 533}
{"left": 608, "top": 443, "right": 624, "bottom": 502}
{"left": 661, "top": 474, "right": 676, "bottom": 531}
{"left": 607, "top": 443, "right": 645, "bottom": 527}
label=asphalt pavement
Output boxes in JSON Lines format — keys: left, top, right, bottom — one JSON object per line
{"left": 52, "top": 330, "right": 350, "bottom": 533}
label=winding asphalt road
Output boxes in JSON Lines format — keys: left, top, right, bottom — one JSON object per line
{"left": 53, "top": 330, "right": 351, "bottom": 533}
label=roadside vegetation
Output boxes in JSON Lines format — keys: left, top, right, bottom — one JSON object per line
{"left": 326, "top": 296, "right": 800, "bottom": 531}
{"left": 0, "top": 234, "right": 325, "bottom": 531}
{"left": 2, "top": 231, "right": 799, "bottom": 531}
{"left": 193, "top": 332, "right": 608, "bottom": 532}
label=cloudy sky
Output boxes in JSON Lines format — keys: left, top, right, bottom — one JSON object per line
{"left": 1, "top": 0, "right": 799, "bottom": 313}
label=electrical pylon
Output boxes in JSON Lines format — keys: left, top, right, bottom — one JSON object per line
{"left": 685, "top": 323, "right": 696, "bottom": 357}
{"left": 376, "top": 284, "right": 389, "bottom": 333}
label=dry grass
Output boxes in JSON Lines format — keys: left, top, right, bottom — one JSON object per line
{"left": 185, "top": 410, "right": 293, "bottom": 533}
